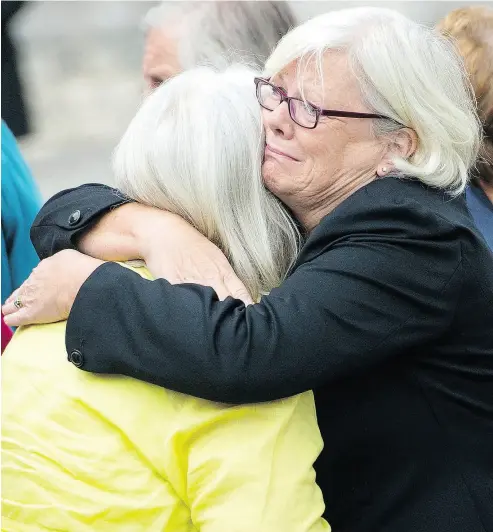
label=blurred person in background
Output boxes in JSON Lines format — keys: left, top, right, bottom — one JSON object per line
{"left": 438, "top": 5, "right": 493, "bottom": 249}
{"left": 1, "top": 66, "right": 328, "bottom": 532}
{"left": 142, "top": 0, "right": 296, "bottom": 91}
{"left": 1, "top": 1, "right": 31, "bottom": 138}
{"left": 1, "top": 120, "right": 41, "bottom": 306}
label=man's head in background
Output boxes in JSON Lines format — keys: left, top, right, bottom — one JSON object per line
{"left": 437, "top": 6, "right": 493, "bottom": 188}
{"left": 142, "top": 1, "right": 296, "bottom": 92}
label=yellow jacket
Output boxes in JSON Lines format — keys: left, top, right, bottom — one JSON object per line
{"left": 2, "top": 265, "right": 330, "bottom": 532}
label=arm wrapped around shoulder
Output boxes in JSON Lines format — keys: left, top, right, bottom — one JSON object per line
{"left": 66, "top": 179, "right": 465, "bottom": 403}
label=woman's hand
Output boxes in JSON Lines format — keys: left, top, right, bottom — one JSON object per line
{"left": 136, "top": 212, "right": 253, "bottom": 304}
{"left": 2, "top": 206, "right": 253, "bottom": 327}
{"left": 2, "top": 250, "right": 104, "bottom": 327}
{"left": 79, "top": 202, "right": 252, "bottom": 303}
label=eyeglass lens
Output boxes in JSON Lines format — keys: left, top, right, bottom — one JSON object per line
{"left": 257, "top": 81, "right": 318, "bottom": 128}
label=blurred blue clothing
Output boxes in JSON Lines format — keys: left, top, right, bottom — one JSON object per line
{"left": 466, "top": 184, "right": 493, "bottom": 251}
{"left": 1, "top": 121, "right": 41, "bottom": 304}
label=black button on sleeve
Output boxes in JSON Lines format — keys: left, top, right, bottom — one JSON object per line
{"left": 30, "top": 183, "right": 133, "bottom": 260}
{"left": 68, "top": 210, "right": 81, "bottom": 226}
{"left": 68, "top": 349, "right": 84, "bottom": 368}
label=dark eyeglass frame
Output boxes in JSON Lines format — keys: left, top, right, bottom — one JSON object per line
{"left": 254, "top": 77, "right": 402, "bottom": 130}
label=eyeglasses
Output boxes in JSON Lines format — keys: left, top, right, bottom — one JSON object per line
{"left": 254, "top": 77, "right": 400, "bottom": 130}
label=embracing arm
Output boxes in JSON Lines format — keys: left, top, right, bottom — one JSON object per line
{"left": 66, "top": 195, "right": 462, "bottom": 403}
{"left": 30, "top": 184, "right": 134, "bottom": 260}
{"left": 29, "top": 184, "right": 252, "bottom": 302}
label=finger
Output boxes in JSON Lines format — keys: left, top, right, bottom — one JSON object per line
{"left": 223, "top": 275, "right": 254, "bottom": 305}
{"left": 175, "top": 276, "right": 232, "bottom": 301}
{"left": 2, "top": 290, "right": 21, "bottom": 316}
{"left": 4, "top": 290, "right": 18, "bottom": 305}
{"left": 212, "top": 282, "right": 234, "bottom": 302}
{"left": 3, "top": 308, "right": 31, "bottom": 328}
{"left": 230, "top": 287, "right": 254, "bottom": 305}
{"left": 178, "top": 276, "right": 253, "bottom": 305}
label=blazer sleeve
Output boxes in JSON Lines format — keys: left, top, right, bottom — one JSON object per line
{"left": 66, "top": 195, "right": 464, "bottom": 403}
{"left": 30, "top": 184, "right": 131, "bottom": 260}
{"left": 182, "top": 393, "right": 330, "bottom": 531}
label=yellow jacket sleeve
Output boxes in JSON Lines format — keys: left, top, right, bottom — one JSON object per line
{"left": 169, "top": 392, "right": 330, "bottom": 532}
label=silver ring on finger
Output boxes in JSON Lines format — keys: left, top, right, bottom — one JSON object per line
{"left": 14, "top": 295, "right": 23, "bottom": 310}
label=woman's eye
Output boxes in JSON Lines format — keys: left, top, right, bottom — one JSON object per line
{"left": 271, "top": 81, "right": 288, "bottom": 96}
{"left": 303, "top": 102, "right": 318, "bottom": 116}
{"left": 151, "top": 76, "right": 164, "bottom": 88}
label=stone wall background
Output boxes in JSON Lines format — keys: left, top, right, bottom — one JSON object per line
{"left": 9, "top": 0, "right": 485, "bottom": 199}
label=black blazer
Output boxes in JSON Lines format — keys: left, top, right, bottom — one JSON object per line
{"left": 31, "top": 177, "right": 493, "bottom": 532}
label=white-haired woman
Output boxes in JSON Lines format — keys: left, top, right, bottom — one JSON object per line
{"left": 4, "top": 7, "right": 493, "bottom": 532}
{"left": 1, "top": 66, "right": 329, "bottom": 531}
{"left": 142, "top": 0, "right": 297, "bottom": 90}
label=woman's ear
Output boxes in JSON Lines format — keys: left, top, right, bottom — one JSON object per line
{"left": 392, "top": 128, "right": 418, "bottom": 159}
{"left": 377, "top": 128, "right": 418, "bottom": 177}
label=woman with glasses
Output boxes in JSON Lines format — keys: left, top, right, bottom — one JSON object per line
{"left": 4, "top": 7, "right": 493, "bottom": 532}
{"left": 2, "top": 66, "right": 329, "bottom": 531}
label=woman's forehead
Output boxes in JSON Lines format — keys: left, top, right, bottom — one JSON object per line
{"left": 272, "top": 53, "right": 360, "bottom": 104}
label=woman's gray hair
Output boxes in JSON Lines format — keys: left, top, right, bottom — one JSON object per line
{"left": 113, "top": 66, "right": 299, "bottom": 300}
{"left": 264, "top": 7, "right": 481, "bottom": 195}
{"left": 144, "top": 1, "right": 296, "bottom": 70}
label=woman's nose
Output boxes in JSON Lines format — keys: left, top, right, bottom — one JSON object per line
{"left": 262, "top": 102, "right": 295, "bottom": 140}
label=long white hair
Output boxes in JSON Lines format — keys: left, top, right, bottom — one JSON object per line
{"left": 113, "top": 66, "right": 299, "bottom": 299}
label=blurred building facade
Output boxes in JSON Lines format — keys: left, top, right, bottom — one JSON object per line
{"left": 9, "top": 0, "right": 488, "bottom": 199}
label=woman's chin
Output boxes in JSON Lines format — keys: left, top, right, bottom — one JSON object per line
{"left": 262, "top": 164, "right": 281, "bottom": 194}
{"left": 262, "top": 160, "right": 286, "bottom": 186}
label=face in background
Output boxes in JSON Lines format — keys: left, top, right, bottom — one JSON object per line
{"left": 142, "top": 27, "right": 182, "bottom": 93}
{"left": 261, "top": 53, "right": 389, "bottom": 229}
